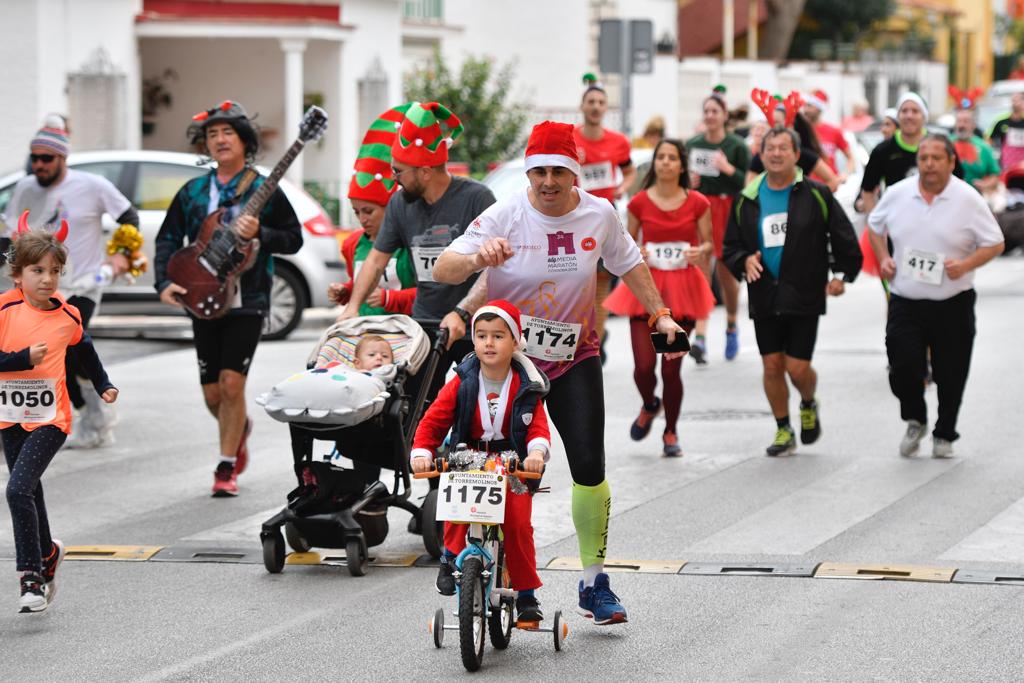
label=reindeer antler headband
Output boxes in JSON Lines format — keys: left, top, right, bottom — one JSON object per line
{"left": 751, "top": 89, "right": 804, "bottom": 128}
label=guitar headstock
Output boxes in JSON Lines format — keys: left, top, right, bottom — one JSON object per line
{"left": 299, "top": 106, "right": 329, "bottom": 144}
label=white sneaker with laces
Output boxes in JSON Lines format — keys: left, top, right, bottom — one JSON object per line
{"left": 899, "top": 420, "right": 926, "bottom": 457}
{"left": 932, "top": 438, "right": 955, "bottom": 459}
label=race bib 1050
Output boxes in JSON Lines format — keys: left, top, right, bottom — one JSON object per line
{"left": 0, "top": 378, "right": 57, "bottom": 423}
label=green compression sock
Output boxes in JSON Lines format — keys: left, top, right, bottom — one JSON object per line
{"left": 572, "top": 479, "right": 612, "bottom": 568}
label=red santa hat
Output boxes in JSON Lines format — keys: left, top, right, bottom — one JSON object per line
{"left": 804, "top": 89, "right": 829, "bottom": 112}
{"left": 473, "top": 299, "right": 523, "bottom": 343}
{"left": 524, "top": 121, "right": 581, "bottom": 176}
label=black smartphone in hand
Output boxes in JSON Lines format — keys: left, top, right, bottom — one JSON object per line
{"left": 651, "top": 332, "right": 691, "bottom": 353}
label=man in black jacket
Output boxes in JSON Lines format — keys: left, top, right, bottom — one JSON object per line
{"left": 723, "top": 127, "right": 861, "bottom": 457}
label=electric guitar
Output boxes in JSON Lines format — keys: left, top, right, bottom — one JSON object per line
{"left": 166, "top": 105, "right": 328, "bottom": 319}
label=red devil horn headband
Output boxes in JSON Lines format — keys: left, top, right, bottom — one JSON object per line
{"left": 16, "top": 210, "right": 68, "bottom": 243}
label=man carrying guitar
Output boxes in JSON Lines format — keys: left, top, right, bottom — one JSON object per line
{"left": 154, "top": 101, "right": 302, "bottom": 497}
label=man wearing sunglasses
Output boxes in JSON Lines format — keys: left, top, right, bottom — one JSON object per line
{"left": 5, "top": 124, "right": 139, "bottom": 449}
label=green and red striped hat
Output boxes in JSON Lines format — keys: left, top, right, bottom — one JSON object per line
{"left": 347, "top": 103, "right": 413, "bottom": 206}
{"left": 391, "top": 101, "right": 464, "bottom": 167}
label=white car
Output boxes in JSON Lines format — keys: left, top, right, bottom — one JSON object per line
{"left": 0, "top": 150, "right": 345, "bottom": 339}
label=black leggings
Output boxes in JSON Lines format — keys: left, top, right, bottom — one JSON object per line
{"left": 545, "top": 356, "right": 606, "bottom": 487}
{"left": 2, "top": 425, "right": 66, "bottom": 572}
{"left": 65, "top": 295, "right": 96, "bottom": 410}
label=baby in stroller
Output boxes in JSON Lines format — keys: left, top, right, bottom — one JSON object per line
{"left": 258, "top": 314, "right": 447, "bottom": 576}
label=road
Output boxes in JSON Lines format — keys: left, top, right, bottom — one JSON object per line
{"left": 2, "top": 257, "right": 1024, "bottom": 681}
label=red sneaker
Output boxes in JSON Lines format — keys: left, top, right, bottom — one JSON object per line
{"left": 212, "top": 461, "right": 239, "bottom": 497}
{"left": 235, "top": 417, "right": 253, "bottom": 475}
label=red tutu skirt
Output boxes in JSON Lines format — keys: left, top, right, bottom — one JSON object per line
{"left": 859, "top": 229, "right": 880, "bottom": 278}
{"left": 603, "top": 266, "right": 715, "bottom": 321}
{"left": 707, "top": 194, "right": 733, "bottom": 259}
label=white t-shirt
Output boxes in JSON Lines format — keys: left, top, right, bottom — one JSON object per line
{"left": 7, "top": 169, "right": 132, "bottom": 298}
{"left": 868, "top": 175, "right": 1004, "bottom": 301}
{"left": 448, "top": 187, "right": 643, "bottom": 379}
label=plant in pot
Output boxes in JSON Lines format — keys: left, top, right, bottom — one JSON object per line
{"left": 142, "top": 68, "right": 177, "bottom": 136}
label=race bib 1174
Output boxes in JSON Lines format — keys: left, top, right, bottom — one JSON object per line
{"left": 520, "top": 315, "right": 582, "bottom": 362}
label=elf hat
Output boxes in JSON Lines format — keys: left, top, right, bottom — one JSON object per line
{"left": 804, "top": 89, "right": 828, "bottom": 112}
{"left": 473, "top": 299, "right": 523, "bottom": 346}
{"left": 348, "top": 103, "right": 413, "bottom": 206}
{"left": 582, "top": 72, "right": 605, "bottom": 97}
{"left": 391, "top": 101, "right": 464, "bottom": 167}
{"left": 524, "top": 121, "right": 581, "bottom": 176}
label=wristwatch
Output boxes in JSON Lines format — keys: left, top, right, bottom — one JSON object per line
{"left": 453, "top": 306, "right": 472, "bottom": 325}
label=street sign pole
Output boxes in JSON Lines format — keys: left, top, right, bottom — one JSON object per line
{"left": 620, "top": 22, "right": 632, "bottom": 138}
{"left": 598, "top": 19, "right": 653, "bottom": 139}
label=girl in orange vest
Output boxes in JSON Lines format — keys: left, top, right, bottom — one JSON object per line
{"left": 0, "top": 218, "right": 117, "bottom": 613}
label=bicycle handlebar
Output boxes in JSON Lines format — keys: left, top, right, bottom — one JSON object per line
{"left": 412, "top": 461, "right": 544, "bottom": 480}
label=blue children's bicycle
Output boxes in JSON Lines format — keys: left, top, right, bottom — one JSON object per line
{"left": 415, "top": 448, "right": 566, "bottom": 672}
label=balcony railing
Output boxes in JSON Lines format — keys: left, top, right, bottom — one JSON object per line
{"left": 404, "top": 0, "right": 443, "bottom": 23}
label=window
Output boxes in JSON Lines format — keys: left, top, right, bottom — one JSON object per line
{"left": 136, "top": 162, "right": 205, "bottom": 210}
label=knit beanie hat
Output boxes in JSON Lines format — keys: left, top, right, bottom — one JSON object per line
{"left": 897, "top": 92, "right": 929, "bottom": 120}
{"left": 473, "top": 299, "right": 523, "bottom": 345}
{"left": 524, "top": 121, "right": 581, "bottom": 176}
{"left": 391, "top": 102, "right": 463, "bottom": 167}
{"left": 348, "top": 103, "right": 413, "bottom": 206}
{"left": 31, "top": 127, "right": 70, "bottom": 157}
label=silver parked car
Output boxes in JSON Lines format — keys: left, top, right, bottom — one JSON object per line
{"left": 0, "top": 150, "right": 345, "bottom": 339}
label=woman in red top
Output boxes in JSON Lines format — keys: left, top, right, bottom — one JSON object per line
{"left": 604, "top": 139, "right": 715, "bottom": 456}
{"left": 0, "top": 224, "right": 117, "bottom": 613}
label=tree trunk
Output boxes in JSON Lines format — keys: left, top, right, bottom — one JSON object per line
{"left": 759, "top": 0, "right": 808, "bottom": 60}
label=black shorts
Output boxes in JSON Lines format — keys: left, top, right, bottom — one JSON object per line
{"left": 753, "top": 315, "right": 820, "bottom": 361}
{"left": 192, "top": 314, "right": 263, "bottom": 385}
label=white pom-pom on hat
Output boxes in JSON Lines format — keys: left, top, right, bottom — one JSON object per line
{"left": 444, "top": 137, "right": 454, "bottom": 147}
{"left": 414, "top": 138, "right": 423, "bottom": 147}
{"left": 374, "top": 172, "right": 383, "bottom": 180}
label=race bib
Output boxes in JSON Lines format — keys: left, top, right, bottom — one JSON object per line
{"left": 436, "top": 471, "right": 506, "bottom": 524}
{"left": 646, "top": 241, "right": 690, "bottom": 270}
{"left": 902, "top": 248, "right": 944, "bottom": 286}
{"left": 0, "top": 378, "right": 57, "bottom": 423}
{"left": 354, "top": 257, "right": 401, "bottom": 291}
{"left": 579, "top": 161, "right": 615, "bottom": 192}
{"left": 412, "top": 246, "right": 445, "bottom": 283}
{"left": 761, "top": 212, "right": 788, "bottom": 249}
{"left": 1007, "top": 128, "right": 1024, "bottom": 147}
{"left": 520, "top": 315, "right": 582, "bottom": 362}
{"left": 690, "top": 149, "right": 720, "bottom": 177}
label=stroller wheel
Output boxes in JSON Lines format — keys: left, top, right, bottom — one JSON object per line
{"left": 262, "top": 532, "right": 285, "bottom": 574}
{"left": 284, "top": 522, "right": 311, "bottom": 553}
{"left": 346, "top": 538, "right": 368, "bottom": 577}
{"left": 421, "top": 488, "right": 444, "bottom": 559}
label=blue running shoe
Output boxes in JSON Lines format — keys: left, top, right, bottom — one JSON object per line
{"left": 578, "top": 573, "right": 628, "bottom": 625}
{"left": 725, "top": 328, "right": 739, "bottom": 360}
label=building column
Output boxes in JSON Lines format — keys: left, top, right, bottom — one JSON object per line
{"left": 280, "top": 38, "right": 307, "bottom": 185}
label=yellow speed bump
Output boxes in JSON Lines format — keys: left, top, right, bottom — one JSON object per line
{"left": 65, "top": 545, "right": 164, "bottom": 561}
{"left": 286, "top": 551, "right": 420, "bottom": 568}
{"left": 814, "top": 562, "right": 956, "bottom": 583}
{"left": 544, "top": 557, "right": 685, "bottom": 574}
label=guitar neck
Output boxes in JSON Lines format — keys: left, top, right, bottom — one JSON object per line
{"left": 233, "top": 137, "right": 306, "bottom": 223}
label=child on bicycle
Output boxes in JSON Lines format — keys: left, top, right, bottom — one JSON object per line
{"left": 411, "top": 299, "right": 550, "bottom": 623}
{"left": 0, "top": 223, "right": 118, "bottom": 613}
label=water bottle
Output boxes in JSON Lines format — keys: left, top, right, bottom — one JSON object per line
{"left": 94, "top": 263, "right": 115, "bottom": 287}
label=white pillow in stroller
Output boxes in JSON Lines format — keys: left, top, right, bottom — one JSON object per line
{"left": 256, "top": 362, "right": 390, "bottom": 426}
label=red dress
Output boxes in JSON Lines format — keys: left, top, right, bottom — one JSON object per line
{"left": 604, "top": 190, "right": 717, "bottom": 321}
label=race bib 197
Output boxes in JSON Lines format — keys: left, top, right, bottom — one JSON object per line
{"left": 520, "top": 315, "right": 582, "bottom": 362}
{"left": 579, "top": 161, "right": 615, "bottom": 192}
{"left": 436, "top": 471, "right": 506, "bottom": 524}
{"left": 761, "top": 212, "right": 788, "bottom": 249}
{"left": 689, "top": 148, "right": 720, "bottom": 177}
{"left": 0, "top": 378, "right": 57, "bottom": 423}
{"left": 354, "top": 257, "right": 401, "bottom": 291}
{"left": 646, "top": 241, "right": 690, "bottom": 270}
{"left": 902, "top": 248, "right": 944, "bottom": 286}
{"left": 412, "top": 246, "right": 445, "bottom": 283}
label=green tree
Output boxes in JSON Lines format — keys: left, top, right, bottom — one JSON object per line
{"left": 404, "top": 50, "right": 528, "bottom": 176}
{"left": 788, "top": 0, "right": 896, "bottom": 59}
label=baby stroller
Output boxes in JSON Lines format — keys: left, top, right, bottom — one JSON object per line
{"left": 257, "top": 314, "right": 450, "bottom": 576}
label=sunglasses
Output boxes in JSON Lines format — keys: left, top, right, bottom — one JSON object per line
{"left": 30, "top": 154, "right": 56, "bottom": 164}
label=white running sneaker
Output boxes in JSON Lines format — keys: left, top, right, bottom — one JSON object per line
{"left": 18, "top": 572, "right": 47, "bottom": 613}
{"left": 899, "top": 420, "right": 926, "bottom": 457}
{"left": 932, "top": 438, "right": 955, "bottom": 459}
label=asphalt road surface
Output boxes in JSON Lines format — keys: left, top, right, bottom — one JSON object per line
{"left": 2, "top": 257, "right": 1024, "bottom": 681}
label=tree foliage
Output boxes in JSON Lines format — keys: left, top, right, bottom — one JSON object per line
{"left": 788, "top": 0, "right": 896, "bottom": 59}
{"left": 404, "top": 50, "right": 528, "bottom": 175}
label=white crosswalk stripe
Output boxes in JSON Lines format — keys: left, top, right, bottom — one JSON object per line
{"left": 940, "top": 496, "right": 1024, "bottom": 564}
